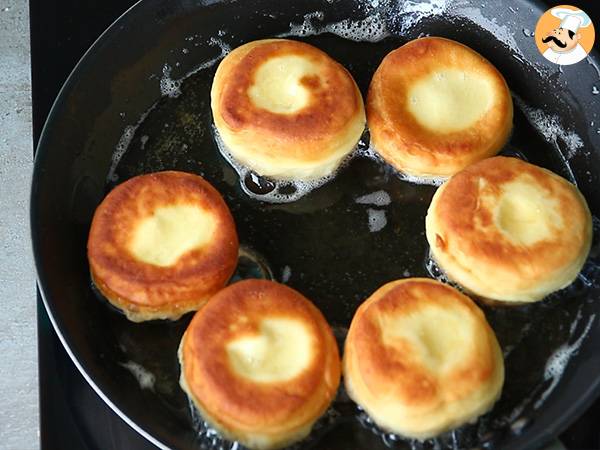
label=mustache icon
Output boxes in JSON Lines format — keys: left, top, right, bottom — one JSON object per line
{"left": 542, "top": 35, "right": 567, "bottom": 48}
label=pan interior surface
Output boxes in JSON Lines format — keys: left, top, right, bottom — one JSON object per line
{"left": 31, "top": 0, "right": 600, "bottom": 449}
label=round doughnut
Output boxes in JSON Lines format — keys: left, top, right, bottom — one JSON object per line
{"left": 426, "top": 156, "right": 592, "bottom": 303}
{"left": 87, "top": 171, "right": 239, "bottom": 322}
{"left": 344, "top": 278, "right": 504, "bottom": 439}
{"left": 367, "top": 37, "right": 513, "bottom": 178}
{"left": 179, "top": 279, "right": 341, "bottom": 450}
{"left": 211, "top": 39, "right": 365, "bottom": 181}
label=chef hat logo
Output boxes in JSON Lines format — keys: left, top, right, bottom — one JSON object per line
{"left": 551, "top": 7, "right": 592, "bottom": 33}
{"left": 534, "top": 5, "right": 595, "bottom": 66}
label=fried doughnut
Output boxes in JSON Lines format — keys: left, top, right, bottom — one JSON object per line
{"left": 344, "top": 278, "right": 504, "bottom": 439}
{"left": 367, "top": 37, "right": 513, "bottom": 178}
{"left": 211, "top": 39, "right": 365, "bottom": 180}
{"left": 87, "top": 171, "right": 239, "bottom": 322}
{"left": 426, "top": 156, "right": 592, "bottom": 303}
{"left": 179, "top": 279, "right": 340, "bottom": 450}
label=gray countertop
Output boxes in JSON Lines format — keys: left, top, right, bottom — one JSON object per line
{"left": 0, "top": 0, "right": 38, "bottom": 449}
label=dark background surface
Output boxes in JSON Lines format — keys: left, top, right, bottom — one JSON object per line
{"left": 30, "top": 1, "right": 600, "bottom": 449}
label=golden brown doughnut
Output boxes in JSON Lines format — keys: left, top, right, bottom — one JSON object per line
{"left": 426, "top": 156, "right": 592, "bottom": 303}
{"left": 367, "top": 37, "right": 513, "bottom": 178}
{"left": 211, "top": 39, "right": 365, "bottom": 180}
{"left": 179, "top": 279, "right": 340, "bottom": 450}
{"left": 87, "top": 171, "right": 239, "bottom": 321}
{"left": 344, "top": 278, "right": 504, "bottom": 439}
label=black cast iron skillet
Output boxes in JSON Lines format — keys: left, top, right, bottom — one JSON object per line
{"left": 31, "top": 0, "right": 600, "bottom": 449}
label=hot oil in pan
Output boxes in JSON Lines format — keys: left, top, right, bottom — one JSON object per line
{"left": 107, "top": 8, "right": 600, "bottom": 450}
{"left": 214, "top": 128, "right": 448, "bottom": 205}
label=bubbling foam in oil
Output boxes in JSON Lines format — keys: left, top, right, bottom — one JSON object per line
{"left": 534, "top": 310, "right": 596, "bottom": 409}
{"left": 212, "top": 125, "right": 367, "bottom": 203}
{"left": 160, "top": 64, "right": 182, "bottom": 98}
{"left": 366, "top": 208, "right": 387, "bottom": 232}
{"left": 355, "top": 190, "right": 391, "bottom": 206}
{"left": 364, "top": 142, "right": 448, "bottom": 187}
{"left": 119, "top": 361, "right": 156, "bottom": 391}
{"left": 282, "top": 11, "right": 390, "bottom": 43}
{"left": 514, "top": 96, "right": 584, "bottom": 160}
{"left": 187, "top": 396, "right": 342, "bottom": 450}
{"left": 395, "top": 170, "right": 447, "bottom": 187}
{"left": 108, "top": 125, "right": 136, "bottom": 182}
{"left": 214, "top": 124, "right": 450, "bottom": 203}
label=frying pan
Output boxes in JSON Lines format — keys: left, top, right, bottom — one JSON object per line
{"left": 31, "top": 0, "right": 600, "bottom": 449}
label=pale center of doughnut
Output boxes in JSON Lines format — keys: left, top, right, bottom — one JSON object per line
{"left": 248, "top": 55, "right": 318, "bottom": 114}
{"left": 407, "top": 69, "right": 494, "bottom": 133}
{"left": 227, "top": 318, "right": 313, "bottom": 383}
{"left": 129, "top": 204, "right": 217, "bottom": 267}
{"left": 380, "top": 306, "right": 471, "bottom": 372}
{"left": 496, "top": 179, "right": 560, "bottom": 245}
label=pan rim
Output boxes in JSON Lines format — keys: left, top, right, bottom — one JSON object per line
{"left": 30, "top": 0, "right": 172, "bottom": 448}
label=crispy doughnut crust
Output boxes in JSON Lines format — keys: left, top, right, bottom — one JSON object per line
{"left": 87, "top": 171, "right": 239, "bottom": 322}
{"left": 211, "top": 39, "right": 365, "bottom": 180}
{"left": 179, "top": 279, "right": 340, "bottom": 450}
{"left": 426, "top": 157, "right": 592, "bottom": 303}
{"left": 367, "top": 37, "right": 513, "bottom": 178}
{"left": 344, "top": 278, "right": 504, "bottom": 439}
